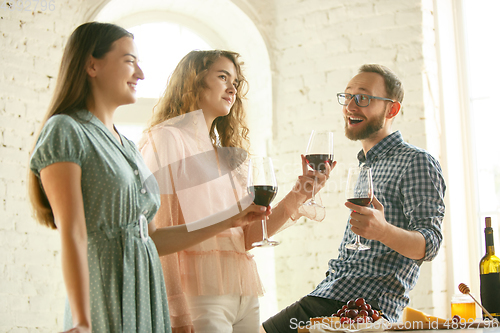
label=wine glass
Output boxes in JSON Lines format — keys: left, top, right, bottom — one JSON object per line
{"left": 247, "top": 157, "right": 279, "bottom": 247}
{"left": 303, "top": 130, "right": 334, "bottom": 208}
{"left": 345, "top": 165, "right": 373, "bottom": 251}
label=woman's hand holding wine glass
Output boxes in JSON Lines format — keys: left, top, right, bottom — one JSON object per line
{"left": 293, "top": 154, "right": 335, "bottom": 201}
{"left": 224, "top": 203, "right": 271, "bottom": 229}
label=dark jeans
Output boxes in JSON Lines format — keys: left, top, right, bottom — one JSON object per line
{"left": 262, "top": 296, "right": 380, "bottom": 333}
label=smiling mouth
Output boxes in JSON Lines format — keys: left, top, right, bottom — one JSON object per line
{"left": 223, "top": 98, "right": 232, "bottom": 104}
{"left": 348, "top": 116, "right": 364, "bottom": 125}
{"left": 128, "top": 83, "right": 137, "bottom": 89}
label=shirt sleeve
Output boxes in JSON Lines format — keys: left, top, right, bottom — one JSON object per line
{"left": 401, "top": 152, "right": 446, "bottom": 262}
{"left": 30, "top": 114, "right": 87, "bottom": 177}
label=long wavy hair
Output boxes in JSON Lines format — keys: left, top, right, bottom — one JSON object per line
{"left": 144, "top": 50, "right": 250, "bottom": 154}
{"left": 28, "top": 22, "right": 133, "bottom": 229}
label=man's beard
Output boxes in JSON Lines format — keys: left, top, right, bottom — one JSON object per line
{"left": 344, "top": 110, "right": 385, "bottom": 141}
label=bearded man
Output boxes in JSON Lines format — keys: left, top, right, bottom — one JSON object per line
{"left": 261, "top": 64, "right": 446, "bottom": 333}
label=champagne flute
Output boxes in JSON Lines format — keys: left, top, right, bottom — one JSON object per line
{"left": 303, "top": 130, "right": 334, "bottom": 208}
{"left": 345, "top": 165, "right": 373, "bottom": 251}
{"left": 247, "top": 157, "right": 279, "bottom": 247}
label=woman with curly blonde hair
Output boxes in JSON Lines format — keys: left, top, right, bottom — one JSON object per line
{"left": 140, "top": 50, "right": 334, "bottom": 333}
{"left": 147, "top": 50, "right": 249, "bottom": 154}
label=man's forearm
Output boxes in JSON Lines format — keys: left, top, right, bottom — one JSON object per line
{"left": 379, "top": 224, "right": 426, "bottom": 260}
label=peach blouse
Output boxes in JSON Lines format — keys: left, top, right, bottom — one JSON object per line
{"left": 140, "top": 111, "right": 264, "bottom": 328}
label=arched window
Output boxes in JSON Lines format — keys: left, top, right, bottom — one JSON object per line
{"left": 129, "top": 22, "right": 212, "bottom": 99}
{"left": 112, "top": 22, "right": 213, "bottom": 143}
{"left": 95, "top": 2, "right": 273, "bottom": 155}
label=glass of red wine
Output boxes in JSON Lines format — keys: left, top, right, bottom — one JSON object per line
{"left": 247, "top": 157, "right": 279, "bottom": 247}
{"left": 345, "top": 165, "right": 373, "bottom": 251}
{"left": 303, "top": 130, "right": 334, "bottom": 208}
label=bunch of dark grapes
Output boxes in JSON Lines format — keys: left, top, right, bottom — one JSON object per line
{"left": 333, "top": 298, "right": 382, "bottom": 324}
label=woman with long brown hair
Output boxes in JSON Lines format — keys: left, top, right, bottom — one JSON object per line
{"left": 140, "top": 50, "right": 335, "bottom": 333}
{"left": 28, "top": 23, "right": 268, "bottom": 333}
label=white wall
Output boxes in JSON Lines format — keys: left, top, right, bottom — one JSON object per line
{"left": 0, "top": 1, "right": 92, "bottom": 331}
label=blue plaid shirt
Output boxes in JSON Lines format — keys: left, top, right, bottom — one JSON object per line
{"left": 309, "top": 131, "right": 446, "bottom": 322}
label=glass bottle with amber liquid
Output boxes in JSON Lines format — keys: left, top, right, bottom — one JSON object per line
{"left": 480, "top": 217, "right": 500, "bottom": 320}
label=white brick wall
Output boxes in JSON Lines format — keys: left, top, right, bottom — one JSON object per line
{"left": 0, "top": 1, "right": 92, "bottom": 331}
{"left": 0, "top": 0, "right": 447, "bottom": 330}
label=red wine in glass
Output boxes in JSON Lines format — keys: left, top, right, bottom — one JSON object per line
{"left": 305, "top": 154, "right": 334, "bottom": 172}
{"left": 303, "top": 130, "right": 334, "bottom": 208}
{"left": 247, "top": 157, "right": 280, "bottom": 247}
{"left": 345, "top": 166, "right": 373, "bottom": 251}
{"left": 347, "top": 197, "right": 372, "bottom": 206}
{"left": 248, "top": 185, "right": 277, "bottom": 206}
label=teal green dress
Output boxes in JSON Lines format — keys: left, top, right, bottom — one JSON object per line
{"left": 30, "top": 110, "right": 171, "bottom": 332}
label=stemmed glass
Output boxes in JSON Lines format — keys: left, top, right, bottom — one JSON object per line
{"left": 345, "top": 165, "right": 373, "bottom": 251}
{"left": 303, "top": 130, "right": 334, "bottom": 208}
{"left": 247, "top": 157, "right": 279, "bottom": 247}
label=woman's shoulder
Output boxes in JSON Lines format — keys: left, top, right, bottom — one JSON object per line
{"left": 45, "top": 112, "right": 92, "bottom": 134}
{"left": 149, "top": 122, "right": 184, "bottom": 138}
{"left": 139, "top": 125, "right": 187, "bottom": 170}
{"left": 30, "top": 113, "right": 89, "bottom": 173}
{"left": 46, "top": 113, "right": 80, "bottom": 127}
{"left": 141, "top": 124, "right": 187, "bottom": 151}
{"left": 38, "top": 113, "right": 90, "bottom": 142}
